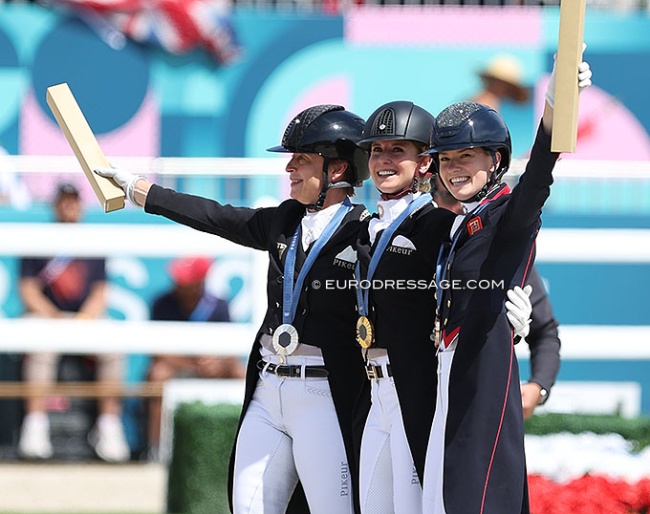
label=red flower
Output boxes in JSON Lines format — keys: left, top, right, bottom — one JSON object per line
{"left": 628, "top": 477, "right": 650, "bottom": 512}
{"left": 528, "top": 473, "right": 650, "bottom": 514}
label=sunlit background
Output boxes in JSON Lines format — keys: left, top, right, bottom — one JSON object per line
{"left": 0, "top": 0, "right": 649, "bottom": 512}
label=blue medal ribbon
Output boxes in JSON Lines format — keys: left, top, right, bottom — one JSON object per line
{"left": 435, "top": 202, "right": 490, "bottom": 337}
{"left": 282, "top": 198, "right": 353, "bottom": 324}
{"left": 355, "top": 193, "right": 431, "bottom": 317}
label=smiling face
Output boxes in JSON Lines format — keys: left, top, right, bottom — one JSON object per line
{"left": 285, "top": 153, "right": 350, "bottom": 208}
{"left": 438, "top": 147, "right": 500, "bottom": 202}
{"left": 285, "top": 152, "right": 325, "bottom": 205}
{"left": 368, "top": 140, "right": 431, "bottom": 195}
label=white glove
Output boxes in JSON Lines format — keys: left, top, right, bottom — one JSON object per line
{"left": 506, "top": 284, "right": 533, "bottom": 340}
{"left": 94, "top": 164, "right": 144, "bottom": 207}
{"left": 577, "top": 60, "right": 592, "bottom": 92}
{"left": 545, "top": 43, "right": 593, "bottom": 108}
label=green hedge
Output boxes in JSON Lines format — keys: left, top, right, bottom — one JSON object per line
{"left": 167, "top": 405, "right": 650, "bottom": 513}
{"left": 167, "top": 402, "right": 242, "bottom": 514}
{"left": 525, "top": 413, "right": 650, "bottom": 451}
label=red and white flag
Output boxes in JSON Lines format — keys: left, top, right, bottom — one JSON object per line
{"left": 49, "top": 0, "right": 242, "bottom": 65}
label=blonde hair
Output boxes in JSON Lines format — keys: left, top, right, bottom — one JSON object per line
{"left": 416, "top": 143, "right": 432, "bottom": 193}
{"left": 419, "top": 177, "right": 432, "bottom": 193}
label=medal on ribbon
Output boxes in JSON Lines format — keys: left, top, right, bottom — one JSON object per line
{"left": 274, "top": 198, "right": 353, "bottom": 356}
{"left": 435, "top": 202, "right": 489, "bottom": 348}
{"left": 355, "top": 194, "right": 431, "bottom": 349}
{"left": 356, "top": 315, "right": 374, "bottom": 349}
{"left": 272, "top": 323, "right": 299, "bottom": 355}
{"left": 431, "top": 318, "right": 441, "bottom": 348}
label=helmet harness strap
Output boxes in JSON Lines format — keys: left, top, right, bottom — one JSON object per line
{"left": 378, "top": 176, "right": 417, "bottom": 201}
{"left": 438, "top": 149, "right": 503, "bottom": 204}
{"left": 379, "top": 160, "right": 431, "bottom": 201}
{"left": 469, "top": 149, "right": 499, "bottom": 202}
{"left": 307, "top": 157, "right": 330, "bottom": 211}
{"left": 457, "top": 149, "right": 503, "bottom": 204}
{"left": 309, "top": 157, "right": 355, "bottom": 211}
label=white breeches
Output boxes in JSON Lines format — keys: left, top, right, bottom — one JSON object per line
{"left": 233, "top": 355, "right": 354, "bottom": 514}
{"left": 359, "top": 355, "right": 422, "bottom": 514}
{"left": 422, "top": 348, "right": 454, "bottom": 514}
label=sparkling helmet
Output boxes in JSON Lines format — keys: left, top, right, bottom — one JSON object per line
{"left": 267, "top": 104, "right": 369, "bottom": 185}
{"left": 426, "top": 101, "right": 511, "bottom": 180}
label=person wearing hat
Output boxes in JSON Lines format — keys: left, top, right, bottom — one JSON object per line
{"left": 94, "top": 105, "right": 372, "bottom": 514}
{"left": 431, "top": 174, "right": 561, "bottom": 420}
{"left": 471, "top": 54, "right": 530, "bottom": 113}
{"left": 352, "top": 101, "right": 533, "bottom": 514}
{"left": 353, "top": 101, "right": 456, "bottom": 514}
{"left": 421, "top": 53, "right": 592, "bottom": 514}
{"left": 17, "top": 182, "right": 130, "bottom": 463}
{"left": 145, "top": 255, "right": 244, "bottom": 459}
{"left": 468, "top": 53, "right": 561, "bottom": 420}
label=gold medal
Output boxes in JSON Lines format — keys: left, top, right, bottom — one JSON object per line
{"left": 356, "top": 316, "right": 374, "bottom": 349}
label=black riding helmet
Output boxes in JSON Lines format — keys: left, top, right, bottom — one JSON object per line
{"left": 424, "top": 101, "right": 512, "bottom": 202}
{"left": 358, "top": 100, "right": 434, "bottom": 149}
{"left": 267, "top": 104, "right": 369, "bottom": 209}
{"left": 359, "top": 101, "right": 435, "bottom": 198}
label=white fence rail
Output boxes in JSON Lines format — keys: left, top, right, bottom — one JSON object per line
{"left": 0, "top": 156, "right": 647, "bottom": 359}
{"left": 0, "top": 318, "right": 256, "bottom": 356}
{"left": 0, "top": 318, "right": 649, "bottom": 360}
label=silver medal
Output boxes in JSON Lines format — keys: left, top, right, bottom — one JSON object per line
{"left": 272, "top": 323, "right": 299, "bottom": 355}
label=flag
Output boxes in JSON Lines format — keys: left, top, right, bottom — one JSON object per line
{"left": 49, "top": 0, "right": 242, "bottom": 65}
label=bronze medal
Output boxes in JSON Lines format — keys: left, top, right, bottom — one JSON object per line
{"left": 433, "top": 318, "right": 441, "bottom": 348}
{"left": 356, "top": 316, "right": 374, "bottom": 349}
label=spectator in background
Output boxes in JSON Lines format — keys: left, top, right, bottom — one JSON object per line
{"left": 467, "top": 56, "right": 560, "bottom": 416}
{"left": 95, "top": 106, "right": 371, "bottom": 513}
{"left": 0, "top": 145, "right": 31, "bottom": 210}
{"left": 146, "top": 256, "right": 245, "bottom": 458}
{"left": 17, "top": 182, "right": 130, "bottom": 462}
{"left": 431, "top": 174, "right": 560, "bottom": 417}
{"left": 470, "top": 53, "right": 530, "bottom": 113}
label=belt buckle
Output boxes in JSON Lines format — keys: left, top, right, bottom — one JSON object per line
{"left": 365, "top": 365, "right": 379, "bottom": 381}
{"left": 275, "top": 364, "right": 291, "bottom": 377}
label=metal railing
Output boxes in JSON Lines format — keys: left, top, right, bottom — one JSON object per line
{"left": 229, "top": 0, "right": 645, "bottom": 12}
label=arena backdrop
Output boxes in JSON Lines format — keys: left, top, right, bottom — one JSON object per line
{"left": 0, "top": 3, "right": 649, "bottom": 413}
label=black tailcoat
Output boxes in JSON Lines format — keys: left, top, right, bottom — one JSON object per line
{"left": 356, "top": 196, "right": 455, "bottom": 482}
{"left": 436, "top": 125, "right": 559, "bottom": 514}
{"left": 145, "top": 186, "right": 371, "bottom": 513}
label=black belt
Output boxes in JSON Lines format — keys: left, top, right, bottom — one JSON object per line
{"left": 365, "top": 364, "right": 393, "bottom": 380}
{"left": 257, "top": 360, "right": 329, "bottom": 378}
